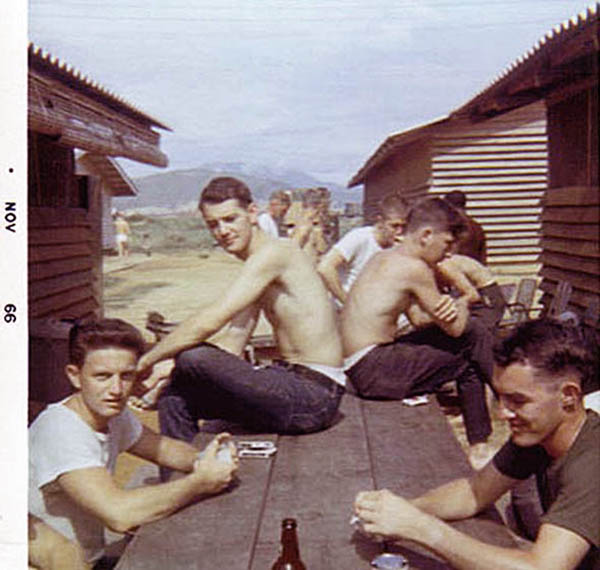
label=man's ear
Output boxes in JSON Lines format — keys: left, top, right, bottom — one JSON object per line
{"left": 65, "top": 364, "right": 82, "bottom": 390}
{"left": 560, "top": 379, "right": 582, "bottom": 412}
{"left": 419, "top": 226, "right": 434, "bottom": 246}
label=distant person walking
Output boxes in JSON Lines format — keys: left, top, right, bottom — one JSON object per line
{"left": 114, "top": 212, "right": 131, "bottom": 258}
{"left": 444, "top": 190, "right": 486, "bottom": 264}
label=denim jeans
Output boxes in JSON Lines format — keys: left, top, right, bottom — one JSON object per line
{"left": 158, "top": 343, "right": 345, "bottom": 446}
{"left": 347, "top": 321, "right": 492, "bottom": 445}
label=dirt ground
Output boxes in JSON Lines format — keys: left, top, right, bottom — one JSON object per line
{"left": 103, "top": 249, "right": 509, "bottom": 486}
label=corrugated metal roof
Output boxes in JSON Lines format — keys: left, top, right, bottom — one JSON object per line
{"left": 451, "top": 3, "right": 599, "bottom": 118}
{"left": 28, "top": 43, "right": 171, "bottom": 131}
{"left": 347, "top": 116, "right": 449, "bottom": 188}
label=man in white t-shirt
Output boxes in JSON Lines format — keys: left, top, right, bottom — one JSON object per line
{"left": 257, "top": 190, "right": 291, "bottom": 238}
{"left": 29, "top": 318, "right": 238, "bottom": 568}
{"left": 317, "top": 193, "right": 408, "bottom": 304}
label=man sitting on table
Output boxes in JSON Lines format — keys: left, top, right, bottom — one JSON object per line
{"left": 354, "top": 318, "right": 599, "bottom": 570}
{"left": 341, "top": 197, "right": 493, "bottom": 466}
{"left": 136, "top": 177, "right": 345, "bottom": 459}
{"left": 317, "top": 193, "right": 408, "bottom": 306}
{"left": 29, "top": 318, "right": 238, "bottom": 569}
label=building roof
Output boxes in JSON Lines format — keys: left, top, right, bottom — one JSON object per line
{"left": 29, "top": 43, "right": 170, "bottom": 131}
{"left": 76, "top": 153, "right": 138, "bottom": 196}
{"left": 347, "top": 3, "right": 598, "bottom": 188}
{"left": 347, "top": 116, "right": 449, "bottom": 187}
{"left": 29, "top": 43, "right": 170, "bottom": 167}
{"left": 451, "top": 3, "right": 599, "bottom": 120}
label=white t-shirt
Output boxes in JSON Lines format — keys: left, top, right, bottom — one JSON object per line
{"left": 29, "top": 400, "right": 143, "bottom": 562}
{"left": 334, "top": 225, "right": 382, "bottom": 292}
{"left": 257, "top": 212, "right": 279, "bottom": 238}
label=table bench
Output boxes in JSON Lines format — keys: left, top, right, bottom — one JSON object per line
{"left": 116, "top": 394, "right": 515, "bottom": 569}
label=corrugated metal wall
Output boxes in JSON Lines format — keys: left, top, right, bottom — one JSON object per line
{"left": 429, "top": 101, "right": 547, "bottom": 278}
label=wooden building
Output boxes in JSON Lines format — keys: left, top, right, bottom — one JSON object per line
{"left": 348, "top": 4, "right": 598, "bottom": 307}
{"left": 452, "top": 4, "right": 599, "bottom": 318}
{"left": 28, "top": 44, "right": 169, "bottom": 402}
{"left": 76, "top": 152, "right": 139, "bottom": 252}
{"left": 348, "top": 102, "right": 548, "bottom": 279}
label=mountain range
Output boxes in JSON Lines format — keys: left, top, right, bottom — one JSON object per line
{"left": 115, "top": 162, "right": 360, "bottom": 214}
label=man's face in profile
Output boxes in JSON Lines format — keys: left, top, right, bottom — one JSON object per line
{"left": 377, "top": 212, "right": 405, "bottom": 247}
{"left": 422, "top": 228, "right": 455, "bottom": 265}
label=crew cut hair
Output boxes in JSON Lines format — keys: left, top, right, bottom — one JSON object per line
{"left": 493, "top": 318, "right": 596, "bottom": 389}
{"left": 375, "top": 193, "right": 409, "bottom": 219}
{"left": 68, "top": 318, "right": 147, "bottom": 367}
{"left": 199, "top": 177, "right": 253, "bottom": 210}
{"left": 404, "top": 197, "right": 465, "bottom": 237}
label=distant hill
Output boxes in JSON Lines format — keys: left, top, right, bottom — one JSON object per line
{"left": 114, "top": 163, "right": 360, "bottom": 214}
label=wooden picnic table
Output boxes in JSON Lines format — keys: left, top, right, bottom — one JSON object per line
{"left": 116, "top": 393, "right": 515, "bottom": 570}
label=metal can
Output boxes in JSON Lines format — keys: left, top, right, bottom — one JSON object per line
{"left": 370, "top": 553, "right": 409, "bottom": 569}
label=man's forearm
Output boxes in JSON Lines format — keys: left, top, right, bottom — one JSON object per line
{"left": 104, "top": 473, "right": 214, "bottom": 533}
{"left": 411, "top": 477, "right": 479, "bottom": 520}
{"left": 408, "top": 513, "right": 539, "bottom": 570}
{"left": 142, "top": 316, "right": 213, "bottom": 367}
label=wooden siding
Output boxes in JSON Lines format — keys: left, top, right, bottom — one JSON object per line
{"left": 362, "top": 140, "right": 431, "bottom": 223}
{"left": 539, "top": 185, "right": 600, "bottom": 315}
{"left": 29, "top": 208, "right": 101, "bottom": 320}
{"left": 428, "top": 102, "right": 547, "bottom": 277}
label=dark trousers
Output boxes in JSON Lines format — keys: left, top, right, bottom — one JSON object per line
{"left": 471, "top": 282, "right": 507, "bottom": 332}
{"left": 158, "top": 343, "right": 344, "bottom": 445}
{"left": 347, "top": 321, "right": 492, "bottom": 445}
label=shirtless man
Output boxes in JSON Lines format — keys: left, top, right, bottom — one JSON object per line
{"left": 341, "top": 197, "right": 492, "bottom": 463}
{"left": 113, "top": 213, "right": 130, "bottom": 257}
{"left": 137, "top": 177, "right": 345, "bottom": 457}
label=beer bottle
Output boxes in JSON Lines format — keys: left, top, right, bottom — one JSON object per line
{"left": 271, "top": 518, "right": 307, "bottom": 570}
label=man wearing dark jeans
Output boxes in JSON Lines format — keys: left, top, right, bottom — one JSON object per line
{"left": 341, "top": 197, "right": 493, "bottom": 467}
{"left": 136, "top": 177, "right": 345, "bottom": 473}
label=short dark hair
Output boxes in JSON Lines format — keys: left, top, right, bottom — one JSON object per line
{"left": 404, "top": 197, "right": 465, "bottom": 237}
{"left": 199, "top": 177, "right": 253, "bottom": 210}
{"left": 376, "top": 193, "right": 409, "bottom": 219}
{"left": 68, "top": 318, "right": 146, "bottom": 367}
{"left": 493, "top": 319, "right": 595, "bottom": 389}
{"left": 444, "top": 190, "right": 467, "bottom": 209}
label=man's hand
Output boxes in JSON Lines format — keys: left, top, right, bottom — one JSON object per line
{"left": 433, "top": 294, "right": 458, "bottom": 323}
{"left": 134, "top": 359, "right": 174, "bottom": 398}
{"left": 192, "top": 433, "right": 239, "bottom": 494}
{"left": 354, "top": 489, "right": 426, "bottom": 541}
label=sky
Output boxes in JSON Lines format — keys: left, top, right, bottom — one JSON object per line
{"left": 27, "top": 0, "right": 595, "bottom": 185}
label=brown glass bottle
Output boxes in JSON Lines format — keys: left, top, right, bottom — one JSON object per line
{"left": 271, "top": 518, "right": 307, "bottom": 570}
